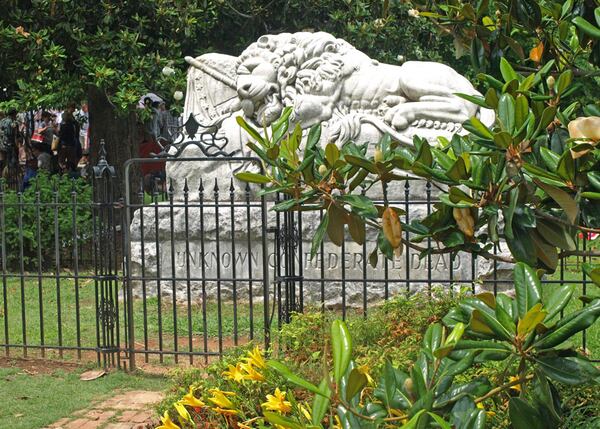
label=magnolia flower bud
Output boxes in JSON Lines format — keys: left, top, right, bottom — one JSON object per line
{"left": 173, "top": 91, "right": 184, "bottom": 101}
{"left": 162, "top": 66, "right": 175, "bottom": 77}
{"left": 546, "top": 75, "right": 555, "bottom": 90}
{"left": 407, "top": 8, "right": 420, "bottom": 18}
{"left": 318, "top": 164, "right": 328, "bottom": 176}
{"left": 374, "top": 148, "right": 384, "bottom": 162}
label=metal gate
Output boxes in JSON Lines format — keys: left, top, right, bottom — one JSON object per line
{"left": 1, "top": 121, "right": 598, "bottom": 368}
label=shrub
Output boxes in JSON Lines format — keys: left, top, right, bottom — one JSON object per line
{"left": 157, "top": 264, "right": 600, "bottom": 428}
{"left": 0, "top": 173, "right": 93, "bottom": 269}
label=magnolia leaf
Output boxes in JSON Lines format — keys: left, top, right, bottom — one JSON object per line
{"left": 517, "top": 303, "right": 547, "bottom": 337}
{"left": 534, "top": 179, "right": 578, "bottom": 224}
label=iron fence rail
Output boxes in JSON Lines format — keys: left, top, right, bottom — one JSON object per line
{"left": 0, "top": 146, "right": 598, "bottom": 369}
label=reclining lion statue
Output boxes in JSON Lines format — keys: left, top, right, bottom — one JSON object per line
{"left": 182, "top": 31, "right": 494, "bottom": 151}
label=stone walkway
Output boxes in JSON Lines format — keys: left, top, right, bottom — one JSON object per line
{"left": 45, "top": 390, "right": 163, "bottom": 429}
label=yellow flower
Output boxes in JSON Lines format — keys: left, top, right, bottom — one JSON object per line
{"left": 333, "top": 415, "right": 342, "bottom": 429}
{"left": 174, "top": 402, "right": 191, "bottom": 422}
{"left": 357, "top": 364, "right": 374, "bottom": 385}
{"left": 508, "top": 375, "right": 522, "bottom": 392}
{"left": 262, "top": 388, "right": 292, "bottom": 414}
{"left": 180, "top": 387, "right": 205, "bottom": 409}
{"left": 212, "top": 407, "right": 238, "bottom": 416}
{"left": 157, "top": 411, "right": 181, "bottom": 429}
{"left": 476, "top": 401, "right": 497, "bottom": 417}
{"left": 240, "top": 362, "right": 265, "bottom": 382}
{"left": 223, "top": 363, "right": 246, "bottom": 383}
{"left": 244, "top": 346, "right": 266, "bottom": 369}
{"left": 208, "top": 388, "right": 236, "bottom": 409}
{"left": 299, "top": 403, "right": 312, "bottom": 421}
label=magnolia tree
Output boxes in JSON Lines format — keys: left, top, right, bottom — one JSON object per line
{"left": 236, "top": 58, "right": 599, "bottom": 272}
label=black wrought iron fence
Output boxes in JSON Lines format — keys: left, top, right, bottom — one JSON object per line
{"left": 0, "top": 141, "right": 598, "bottom": 370}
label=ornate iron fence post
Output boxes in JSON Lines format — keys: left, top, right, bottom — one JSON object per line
{"left": 92, "top": 140, "right": 122, "bottom": 368}
{"left": 277, "top": 199, "right": 302, "bottom": 324}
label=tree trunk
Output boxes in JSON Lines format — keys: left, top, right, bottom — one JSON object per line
{"left": 87, "top": 86, "right": 141, "bottom": 198}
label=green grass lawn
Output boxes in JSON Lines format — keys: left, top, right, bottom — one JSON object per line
{"left": 0, "top": 257, "right": 598, "bottom": 362}
{"left": 0, "top": 364, "right": 166, "bottom": 429}
{"left": 0, "top": 275, "right": 272, "bottom": 361}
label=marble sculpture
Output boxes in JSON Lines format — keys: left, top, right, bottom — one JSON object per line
{"left": 182, "top": 31, "right": 494, "bottom": 149}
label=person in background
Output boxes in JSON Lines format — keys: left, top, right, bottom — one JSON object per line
{"left": 58, "top": 111, "right": 80, "bottom": 173}
{"left": 22, "top": 142, "right": 53, "bottom": 190}
{"left": 76, "top": 102, "right": 89, "bottom": 151}
{"left": 0, "top": 108, "right": 19, "bottom": 178}
{"left": 143, "top": 97, "right": 160, "bottom": 141}
{"left": 39, "top": 111, "right": 55, "bottom": 152}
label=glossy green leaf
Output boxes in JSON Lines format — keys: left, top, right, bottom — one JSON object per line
{"left": 267, "top": 360, "right": 326, "bottom": 396}
{"left": 517, "top": 303, "right": 547, "bottom": 337}
{"left": 556, "top": 150, "right": 575, "bottom": 183}
{"left": 539, "top": 147, "right": 559, "bottom": 172}
{"left": 312, "top": 377, "right": 331, "bottom": 425}
{"left": 345, "top": 368, "right": 368, "bottom": 402}
{"left": 499, "top": 57, "right": 518, "bottom": 83}
{"left": 544, "top": 284, "right": 575, "bottom": 321}
{"left": 583, "top": 263, "right": 600, "bottom": 287}
{"left": 470, "top": 309, "right": 512, "bottom": 341}
{"left": 465, "top": 117, "right": 494, "bottom": 139}
{"left": 506, "top": 225, "right": 537, "bottom": 266}
{"left": 325, "top": 142, "right": 340, "bottom": 166}
{"left": 456, "top": 93, "right": 489, "bottom": 108}
{"left": 427, "top": 413, "right": 452, "bottom": 429}
{"left": 264, "top": 412, "right": 304, "bottom": 429}
{"left": 310, "top": 213, "right": 329, "bottom": 259}
{"left": 555, "top": 70, "right": 573, "bottom": 96}
{"left": 535, "top": 356, "right": 600, "bottom": 385}
{"left": 347, "top": 213, "right": 366, "bottom": 245}
{"left": 331, "top": 320, "right": 352, "bottom": 384}
{"left": 534, "top": 299, "right": 600, "bottom": 349}
{"left": 498, "top": 93, "right": 516, "bottom": 133}
{"left": 345, "top": 155, "right": 377, "bottom": 174}
{"left": 234, "top": 172, "right": 271, "bottom": 184}
{"left": 534, "top": 179, "right": 578, "bottom": 224}
{"left": 572, "top": 16, "right": 600, "bottom": 39}
{"left": 236, "top": 116, "right": 265, "bottom": 147}
{"left": 304, "top": 124, "right": 321, "bottom": 155}
{"left": 535, "top": 220, "right": 576, "bottom": 251}
{"left": 508, "top": 398, "right": 544, "bottom": 429}
{"left": 514, "top": 262, "right": 542, "bottom": 318}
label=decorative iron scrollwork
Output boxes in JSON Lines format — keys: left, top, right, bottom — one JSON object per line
{"left": 93, "top": 140, "right": 117, "bottom": 179}
{"left": 151, "top": 114, "right": 239, "bottom": 158}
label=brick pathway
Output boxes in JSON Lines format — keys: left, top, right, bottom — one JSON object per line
{"left": 45, "top": 390, "right": 163, "bottom": 429}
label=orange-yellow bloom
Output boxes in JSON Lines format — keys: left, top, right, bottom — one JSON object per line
{"left": 262, "top": 388, "right": 292, "bottom": 414}
{"left": 477, "top": 401, "right": 497, "bottom": 417}
{"left": 157, "top": 411, "right": 181, "bottom": 429}
{"left": 508, "top": 375, "right": 522, "bottom": 392}
{"left": 174, "top": 402, "right": 191, "bottom": 422}
{"left": 244, "top": 346, "right": 266, "bottom": 369}
{"left": 240, "top": 362, "right": 265, "bottom": 382}
{"left": 180, "top": 387, "right": 205, "bottom": 409}
{"left": 223, "top": 363, "right": 246, "bottom": 383}
{"left": 208, "top": 389, "right": 236, "bottom": 409}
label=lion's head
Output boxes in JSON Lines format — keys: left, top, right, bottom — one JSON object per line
{"left": 235, "top": 32, "right": 365, "bottom": 127}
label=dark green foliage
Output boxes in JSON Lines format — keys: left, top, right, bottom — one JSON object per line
{"left": 0, "top": 1, "right": 457, "bottom": 113}
{"left": 0, "top": 173, "right": 92, "bottom": 269}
